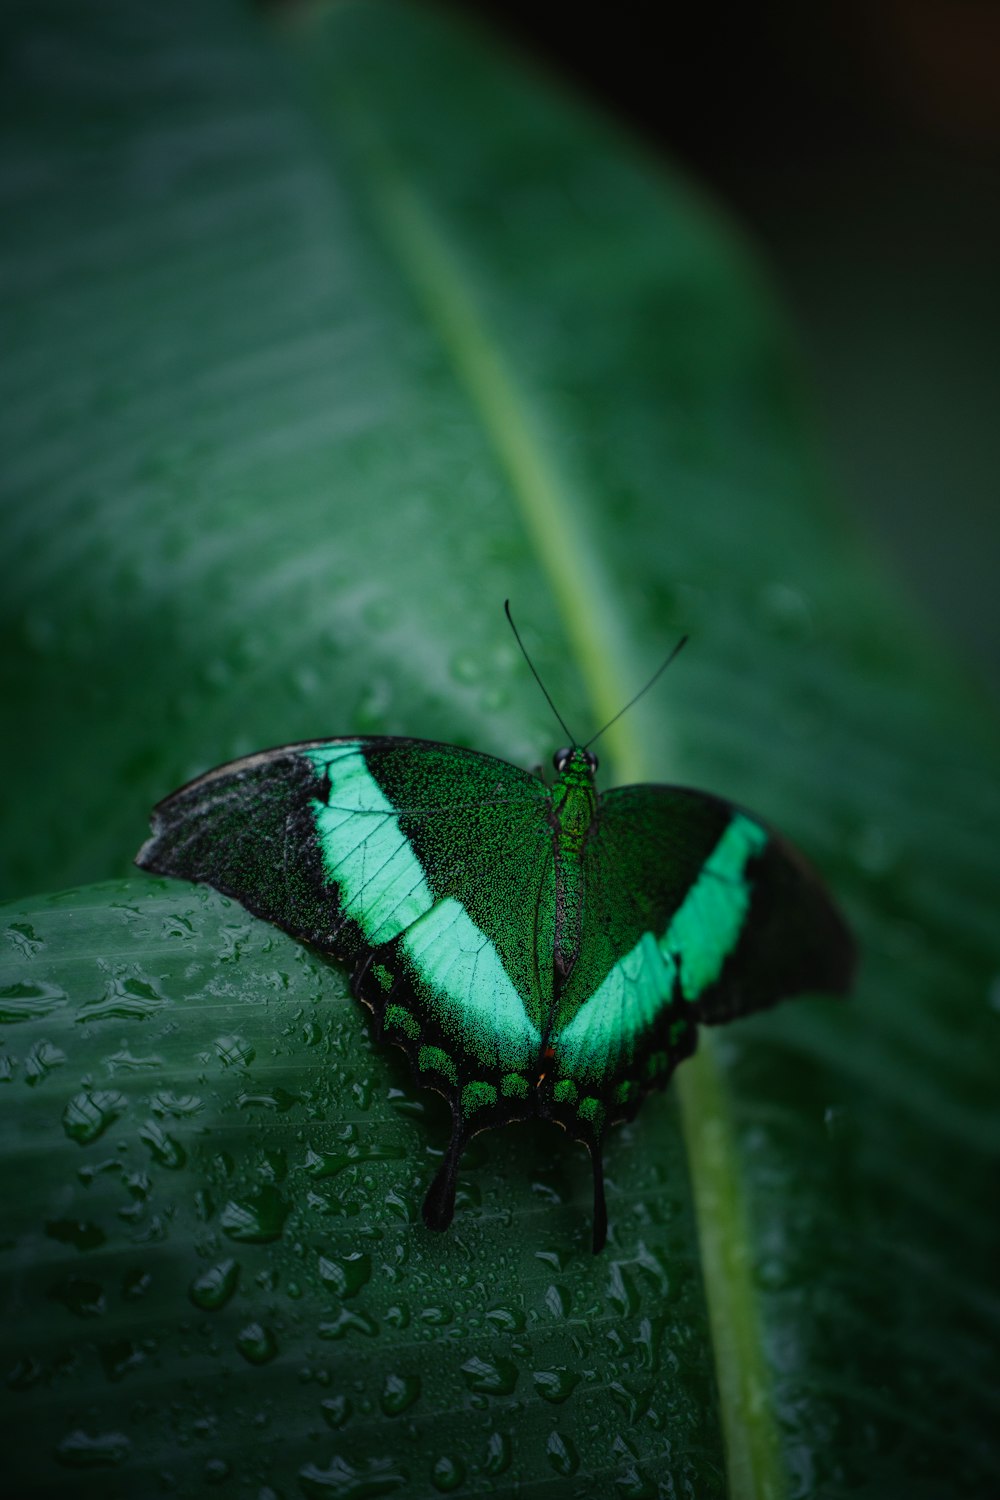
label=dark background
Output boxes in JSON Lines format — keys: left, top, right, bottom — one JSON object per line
{"left": 476, "top": 0, "right": 1000, "bottom": 697}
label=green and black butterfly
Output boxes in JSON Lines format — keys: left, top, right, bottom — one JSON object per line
{"left": 136, "top": 616, "right": 854, "bottom": 1251}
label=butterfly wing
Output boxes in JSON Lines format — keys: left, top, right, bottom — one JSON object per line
{"left": 137, "top": 737, "right": 556, "bottom": 1226}
{"left": 548, "top": 784, "right": 855, "bottom": 1141}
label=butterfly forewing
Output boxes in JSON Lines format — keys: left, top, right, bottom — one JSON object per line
{"left": 137, "top": 736, "right": 556, "bottom": 1087}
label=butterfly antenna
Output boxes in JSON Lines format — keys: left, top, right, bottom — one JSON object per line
{"left": 584, "top": 635, "right": 689, "bottom": 751}
{"left": 504, "top": 600, "right": 576, "bottom": 744}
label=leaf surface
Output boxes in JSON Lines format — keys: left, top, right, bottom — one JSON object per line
{"left": 1, "top": 2, "right": 998, "bottom": 1497}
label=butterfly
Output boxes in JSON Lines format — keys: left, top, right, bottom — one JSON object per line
{"left": 136, "top": 618, "right": 854, "bottom": 1251}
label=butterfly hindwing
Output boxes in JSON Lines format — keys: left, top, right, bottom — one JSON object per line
{"left": 547, "top": 784, "right": 855, "bottom": 1139}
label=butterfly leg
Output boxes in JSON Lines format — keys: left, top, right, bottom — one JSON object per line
{"left": 586, "top": 1138, "right": 608, "bottom": 1254}
{"left": 422, "top": 1105, "right": 467, "bottom": 1234}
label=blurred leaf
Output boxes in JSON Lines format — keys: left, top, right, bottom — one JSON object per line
{"left": 1, "top": 2, "right": 999, "bottom": 1499}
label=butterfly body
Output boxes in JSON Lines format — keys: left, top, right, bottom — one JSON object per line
{"left": 137, "top": 734, "right": 854, "bottom": 1251}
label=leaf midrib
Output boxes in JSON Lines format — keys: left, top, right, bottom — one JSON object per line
{"left": 314, "top": 43, "right": 785, "bottom": 1500}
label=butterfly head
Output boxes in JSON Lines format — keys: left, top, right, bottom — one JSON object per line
{"left": 552, "top": 746, "right": 599, "bottom": 780}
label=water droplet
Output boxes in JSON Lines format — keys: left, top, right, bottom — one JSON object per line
{"left": 607, "top": 1261, "right": 640, "bottom": 1316}
{"left": 543, "top": 1283, "right": 569, "bottom": 1319}
{"left": 105, "top": 1047, "right": 164, "bottom": 1075}
{"left": 545, "top": 1431, "right": 579, "bottom": 1476}
{"left": 483, "top": 1431, "right": 511, "bottom": 1476}
{"left": 380, "top": 1372, "right": 421, "bottom": 1416}
{"left": 189, "top": 1260, "right": 239, "bottom": 1310}
{"left": 237, "top": 1322, "right": 278, "bottom": 1365}
{"left": 460, "top": 1355, "right": 518, "bottom": 1396}
{"left": 238, "top": 1086, "right": 301, "bottom": 1113}
{"left": 317, "top": 1308, "right": 379, "bottom": 1341}
{"left": 150, "top": 1091, "right": 203, "bottom": 1118}
{"left": 0, "top": 979, "right": 67, "bottom": 1022}
{"left": 758, "top": 581, "right": 813, "bottom": 639}
{"left": 299, "top": 1456, "right": 408, "bottom": 1499}
{"left": 99, "top": 1338, "right": 147, "bottom": 1381}
{"left": 304, "top": 1144, "right": 404, "bottom": 1179}
{"left": 485, "top": 1304, "right": 524, "bottom": 1333}
{"left": 419, "top": 1304, "right": 453, "bottom": 1327}
{"left": 451, "top": 651, "right": 482, "bottom": 685}
{"left": 4, "top": 920, "right": 44, "bottom": 958}
{"left": 123, "top": 1269, "right": 151, "bottom": 1300}
{"left": 55, "top": 1430, "right": 131, "bottom": 1468}
{"left": 320, "top": 1395, "right": 352, "bottom": 1429}
{"left": 318, "top": 1252, "right": 372, "bottom": 1298}
{"left": 205, "top": 1456, "right": 232, "bottom": 1484}
{"left": 24, "top": 1038, "right": 66, "bottom": 1086}
{"left": 214, "top": 1034, "right": 255, "bottom": 1067}
{"left": 431, "top": 1455, "right": 465, "bottom": 1492}
{"left": 140, "top": 1118, "right": 186, "bottom": 1169}
{"left": 76, "top": 973, "right": 165, "bottom": 1022}
{"left": 62, "top": 1090, "right": 127, "bottom": 1145}
{"left": 533, "top": 1368, "right": 580, "bottom": 1404}
{"left": 48, "top": 1275, "right": 106, "bottom": 1318}
{"left": 220, "top": 1186, "right": 289, "bottom": 1244}
{"left": 988, "top": 974, "right": 1000, "bottom": 1014}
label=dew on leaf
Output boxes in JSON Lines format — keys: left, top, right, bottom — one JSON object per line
{"left": 47, "top": 1275, "right": 106, "bottom": 1318}
{"left": 318, "top": 1251, "right": 372, "bottom": 1298}
{"left": 220, "top": 1186, "right": 289, "bottom": 1243}
{"left": 62, "top": 1090, "right": 127, "bottom": 1145}
{"left": 485, "top": 1304, "right": 524, "bottom": 1333}
{"left": 238, "top": 1086, "right": 301, "bottom": 1113}
{"left": 214, "top": 1034, "right": 255, "bottom": 1067}
{"left": 150, "top": 1090, "right": 204, "bottom": 1117}
{"left": 99, "top": 1337, "right": 147, "bottom": 1382}
{"left": 140, "top": 1118, "right": 186, "bottom": 1169}
{"left": 460, "top": 1355, "right": 518, "bottom": 1396}
{"left": 0, "top": 980, "right": 67, "bottom": 1022}
{"left": 105, "top": 1047, "right": 164, "bottom": 1074}
{"left": 483, "top": 1431, "right": 511, "bottom": 1476}
{"left": 320, "top": 1395, "right": 352, "bottom": 1429}
{"left": 237, "top": 1322, "right": 278, "bottom": 1365}
{"left": 4, "top": 921, "right": 43, "bottom": 958}
{"left": 757, "top": 580, "right": 814, "bottom": 639}
{"left": 44, "top": 1218, "right": 106, "bottom": 1254}
{"left": 55, "top": 1430, "right": 131, "bottom": 1469}
{"left": 76, "top": 974, "right": 165, "bottom": 1022}
{"left": 318, "top": 1308, "right": 379, "bottom": 1340}
{"left": 419, "top": 1304, "right": 452, "bottom": 1327}
{"left": 607, "top": 1262, "right": 640, "bottom": 1317}
{"left": 543, "top": 1283, "right": 569, "bottom": 1319}
{"left": 431, "top": 1455, "right": 465, "bottom": 1492}
{"left": 24, "top": 1039, "right": 66, "bottom": 1085}
{"left": 533, "top": 1368, "right": 580, "bottom": 1404}
{"left": 189, "top": 1259, "right": 239, "bottom": 1310}
{"left": 545, "top": 1431, "right": 579, "bottom": 1477}
{"left": 204, "top": 1457, "right": 232, "bottom": 1484}
{"left": 380, "top": 1372, "right": 421, "bottom": 1416}
{"left": 298, "top": 1455, "right": 408, "bottom": 1500}
{"left": 450, "top": 650, "right": 482, "bottom": 685}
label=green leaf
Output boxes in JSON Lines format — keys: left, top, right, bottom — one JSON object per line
{"left": 2, "top": 3, "right": 999, "bottom": 1498}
